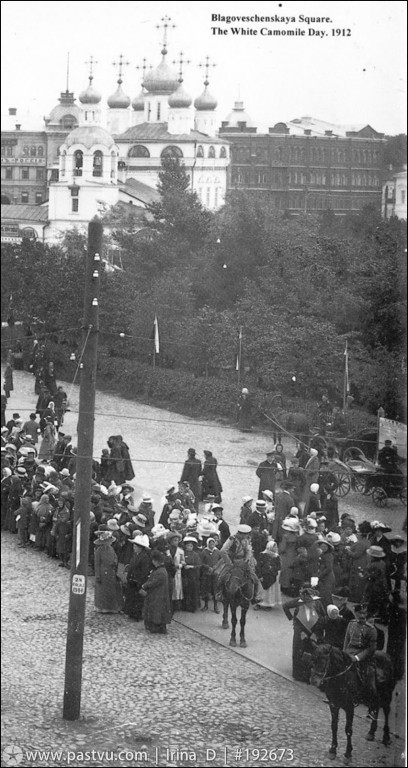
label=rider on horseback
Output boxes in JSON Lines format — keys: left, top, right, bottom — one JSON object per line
{"left": 343, "top": 603, "right": 378, "bottom": 719}
{"left": 216, "top": 524, "right": 260, "bottom": 599}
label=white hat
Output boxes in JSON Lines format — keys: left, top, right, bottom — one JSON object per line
{"left": 60, "top": 468, "right": 70, "bottom": 477}
{"left": 197, "top": 520, "right": 218, "bottom": 538}
{"left": 310, "top": 483, "right": 319, "bottom": 493}
{"left": 282, "top": 518, "right": 300, "bottom": 532}
{"left": 326, "top": 532, "right": 341, "bottom": 545}
{"left": 262, "top": 490, "right": 274, "bottom": 501}
{"left": 327, "top": 605, "right": 340, "bottom": 619}
{"left": 255, "top": 500, "right": 267, "bottom": 509}
{"left": 237, "top": 524, "right": 252, "bottom": 534}
{"left": 141, "top": 493, "right": 152, "bottom": 504}
{"left": 131, "top": 533, "right": 150, "bottom": 549}
{"left": 242, "top": 495, "right": 253, "bottom": 504}
{"left": 107, "top": 519, "right": 120, "bottom": 531}
{"left": 241, "top": 388, "right": 249, "bottom": 394}
{"left": 309, "top": 448, "right": 318, "bottom": 457}
{"left": 107, "top": 482, "right": 122, "bottom": 497}
{"left": 305, "top": 518, "right": 318, "bottom": 529}
{"left": 289, "top": 506, "right": 299, "bottom": 517}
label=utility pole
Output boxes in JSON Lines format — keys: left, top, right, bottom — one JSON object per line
{"left": 63, "top": 219, "right": 102, "bottom": 720}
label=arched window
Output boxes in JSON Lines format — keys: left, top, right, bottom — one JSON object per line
{"left": 30, "top": 146, "right": 37, "bottom": 156}
{"left": 23, "top": 146, "right": 29, "bottom": 156}
{"left": 111, "top": 151, "right": 117, "bottom": 180}
{"left": 128, "top": 145, "right": 150, "bottom": 158}
{"left": 220, "top": 146, "right": 227, "bottom": 158}
{"left": 37, "top": 146, "right": 44, "bottom": 157}
{"left": 208, "top": 146, "right": 216, "bottom": 159}
{"left": 161, "top": 146, "right": 183, "bottom": 158}
{"left": 196, "top": 145, "right": 204, "bottom": 158}
{"left": 61, "top": 115, "right": 77, "bottom": 130}
{"left": 275, "top": 147, "right": 282, "bottom": 161}
{"left": 74, "top": 150, "right": 83, "bottom": 176}
{"left": 93, "top": 150, "right": 103, "bottom": 177}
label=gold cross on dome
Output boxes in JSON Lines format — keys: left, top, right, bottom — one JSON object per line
{"left": 172, "top": 51, "right": 191, "bottom": 82}
{"left": 112, "top": 54, "right": 130, "bottom": 84}
{"left": 198, "top": 56, "right": 216, "bottom": 85}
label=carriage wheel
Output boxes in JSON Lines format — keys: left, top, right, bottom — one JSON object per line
{"left": 343, "top": 446, "right": 366, "bottom": 462}
{"left": 372, "top": 487, "right": 388, "bottom": 507}
{"left": 333, "top": 470, "right": 351, "bottom": 497}
{"left": 400, "top": 487, "right": 407, "bottom": 506}
{"left": 353, "top": 475, "right": 367, "bottom": 494}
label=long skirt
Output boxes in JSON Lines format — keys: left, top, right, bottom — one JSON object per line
{"left": 124, "top": 583, "right": 145, "bottom": 620}
{"left": 256, "top": 578, "right": 282, "bottom": 608}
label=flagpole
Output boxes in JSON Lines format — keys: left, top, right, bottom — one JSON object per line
{"left": 343, "top": 340, "right": 348, "bottom": 411}
{"left": 237, "top": 326, "right": 243, "bottom": 387}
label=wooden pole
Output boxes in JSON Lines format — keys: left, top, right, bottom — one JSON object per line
{"left": 63, "top": 219, "right": 102, "bottom": 720}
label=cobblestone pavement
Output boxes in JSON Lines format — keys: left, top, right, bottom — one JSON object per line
{"left": 1, "top": 533, "right": 405, "bottom": 768}
{"left": 1, "top": 369, "right": 406, "bottom": 767}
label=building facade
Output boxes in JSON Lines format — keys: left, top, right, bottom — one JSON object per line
{"left": 382, "top": 167, "right": 407, "bottom": 219}
{"left": 219, "top": 109, "right": 386, "bottom": 215}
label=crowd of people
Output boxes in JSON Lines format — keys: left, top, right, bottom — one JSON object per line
{"left": 1, "top": 367, "right": 406, "bottom": 687}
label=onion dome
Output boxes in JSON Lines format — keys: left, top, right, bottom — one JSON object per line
{"left": 224, "top": 100, "right": 252, "bottom": 127}
{"left": 65, "top": 125, "right": 115, "bottom": 150}
{"left": 107, "top": 82, "right": 130, "bottom": 109}
{"left": 168, "top": 83, "right": 192, "bottom": 109}
{"left": 79, "top": 78, "right": 102, "bottom": 105}
{"left": 132, "top": 90, "right": 145, "bottom": 111}
{"left": 194, "top": 85, "right": 217, "bottom": 111}
{"left": 142, "top": 52, "right": 179, "bottom": 94}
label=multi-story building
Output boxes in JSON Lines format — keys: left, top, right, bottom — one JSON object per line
{"left": 382, "top": 167, "right": 407, "bottom": 219}
{"left": 219, "top": 106, "right": 386, "bottom": 214}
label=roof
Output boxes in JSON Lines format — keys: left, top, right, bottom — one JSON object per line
{"left": 1, "top": 204, "right": 49, "bottom": 222}
{"left": 119, "top": 178, "right": 160, "bottom": 205}
{"left": 116, "top": 122, "right": 226, "bottom": 144}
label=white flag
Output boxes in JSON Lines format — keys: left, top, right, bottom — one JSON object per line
{"left": 153, "top": 315, "right": 160, "bottom": 354}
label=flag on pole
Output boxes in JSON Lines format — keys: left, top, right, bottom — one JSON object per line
{"left": 235, "top": 327, "right": 243, "bottom": 371}
{"left": 153, "top": 315, "right": 160, "bottom": 354}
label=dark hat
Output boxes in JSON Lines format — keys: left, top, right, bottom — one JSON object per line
{"left": 358, "top": 521, "right": 372, "bottom": 534}
{"left": 188, "top": 448, "right": 196, "bottom": 456}
{"left": 204, "top": 450, "right": 213, "bottom": 457}
{"left": 151, "top": 549, "right": 165, "bottom": 564}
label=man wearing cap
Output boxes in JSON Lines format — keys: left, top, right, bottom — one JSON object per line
{"left": 180, "top": 449, "right": 202, "bottom": 513}
{"left": 249, "top": 499, "right": 269, "bottom": 532}
{"left": 343, "top": 604, "right": 378, "bottom": 717}
{"left": 212, "top": 505, "right": 230, "bottom": 547}
{"left": 256, "top": 451, "right": 280, "bottom": 499}
{"left": 217, "top": 524, "right": 259, "bottom": 597}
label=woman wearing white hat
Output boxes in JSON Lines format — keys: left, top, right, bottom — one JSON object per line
{"left": 94, "top": 525, "right": 123, "bottom": 614}
{"left": 279, "top": 517, "right": 300, "bottom": 595}
{"left": 124, "top": 534, "right": 151, "bottom": 621}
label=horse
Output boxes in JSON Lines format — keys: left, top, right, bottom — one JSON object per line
{"left": 309, "top": 643, "right": 395, "bottom": 762}
{"left": 265, "top": 408, "right": 310, "bottom": 446}
{"left": 220, "top": 562, "right": 254, "bottom": 648}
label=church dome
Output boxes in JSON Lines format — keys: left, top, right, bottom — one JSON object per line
{"left": 132, "top": 90, "right": 145, "bottom": 111}
{"left": 168, "top": 83, "right": 192, "bottom": 109}
{"left": 65, "top": 125, "right": 116, "bottom": 150}
{"left": 194, "top": 86, "right": 217, "bottom": 111}
{"left": 45, "top": 91, "right": 80, "bottom": 127}
{"left": 107, "top": 83, "right": 131, "bottom": 109}
{"left": 79, "top": 81, "right": 102, "bottom": 105}
{"left": 143, "top": 54, "right": 179, "bottom": 94}
{"left": 224, "top": 100, "right": 253, "bottom": 127}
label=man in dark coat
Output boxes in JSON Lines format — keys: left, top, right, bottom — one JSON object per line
{"left": 256, "top": 450, "right": 279, "bottom": 499}
{"left": 106, "top": 435, "right": 135, "bottom": 484}
{"left": 180, "top": 448, "right": 202, "bottom": 512}
{"left": 201, "top": 450, "right": 223, "bottom": 502}
{"left": 272, "top": 481, "right": 295, "bottom": 542}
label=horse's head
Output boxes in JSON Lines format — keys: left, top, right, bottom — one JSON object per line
{"left": 224, "top": 563, "right": 253, "bottom": 601}
{"left": 309, "top": 643, "right": 334, "bottom": 689}
{"left": 309, "top": 643, "right": 351, "bottom": 690}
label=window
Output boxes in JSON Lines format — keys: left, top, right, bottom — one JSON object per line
{"left": 21, "top": 227, "right": 36, "bottom": 240}
{"left": 30, "top": 146, "right": 37, "bottom": 157}
{"left": 220, "top": 146, "right": 227, "bottom": 158}
{"left": 22, "top": 168, "right": 29, "bottom": 180}
{"left": 214, "top": 188, "right": 219, "bottom": 208}
{"left": 23, "top": 146, "right": 29, "bottom": 156}
{"left": 161, "top": 146, "right": 183, "bottom": 158}
{"left": 74, "top": 150, "right": 83, "bottom": 176}
{"left": 60, "top": 115, "right": 77, "bottom": 130}
{"left": 196, "top": 145, "right": 204, "bottom": 158}
{"left": 72, "top": 198, "right": 79, "bottom": 212}
{"left": 5, "top": 167, "right": 12, "bottom": 179}
{"left": 21, "top": 192, "right": 29, "bottom": 203}
{"left": 37, "top": 146, "right": 44, "bottom": 157}
{"left": 147, "top": 102, "right": 151, "bottom": 121}
{"left": 208, "top": 146, "right": 216, "bottom": 159}
{"left": 401, "top": 190, "right": 406, "bottom": 205}
{"left": 93, "top": 150, "right": 103, "bottom": 177}
{"left": 206, "top": 187, "right": 211, "bottom": 206}
{"left": 35, "top": 193, "right": 43, "bottom": 204}
{"left": 128, "top": 145, "right": 150, "bottom": 158}
{"left": 157, "top": 102, "right": 161, "bottom": 121}
{"left": 36, "top": 168, "right": 44, "bottom": 180}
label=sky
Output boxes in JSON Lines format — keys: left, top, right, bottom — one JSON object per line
{"left": 1, "top": 0, "right": 407, "bottom": 136}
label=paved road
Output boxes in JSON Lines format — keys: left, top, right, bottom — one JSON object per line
{"left": 2, "top": 369, "right": 406, "bottom": 767}
{"left": 1, "top": 533, "right": 405, "bottom": 768}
